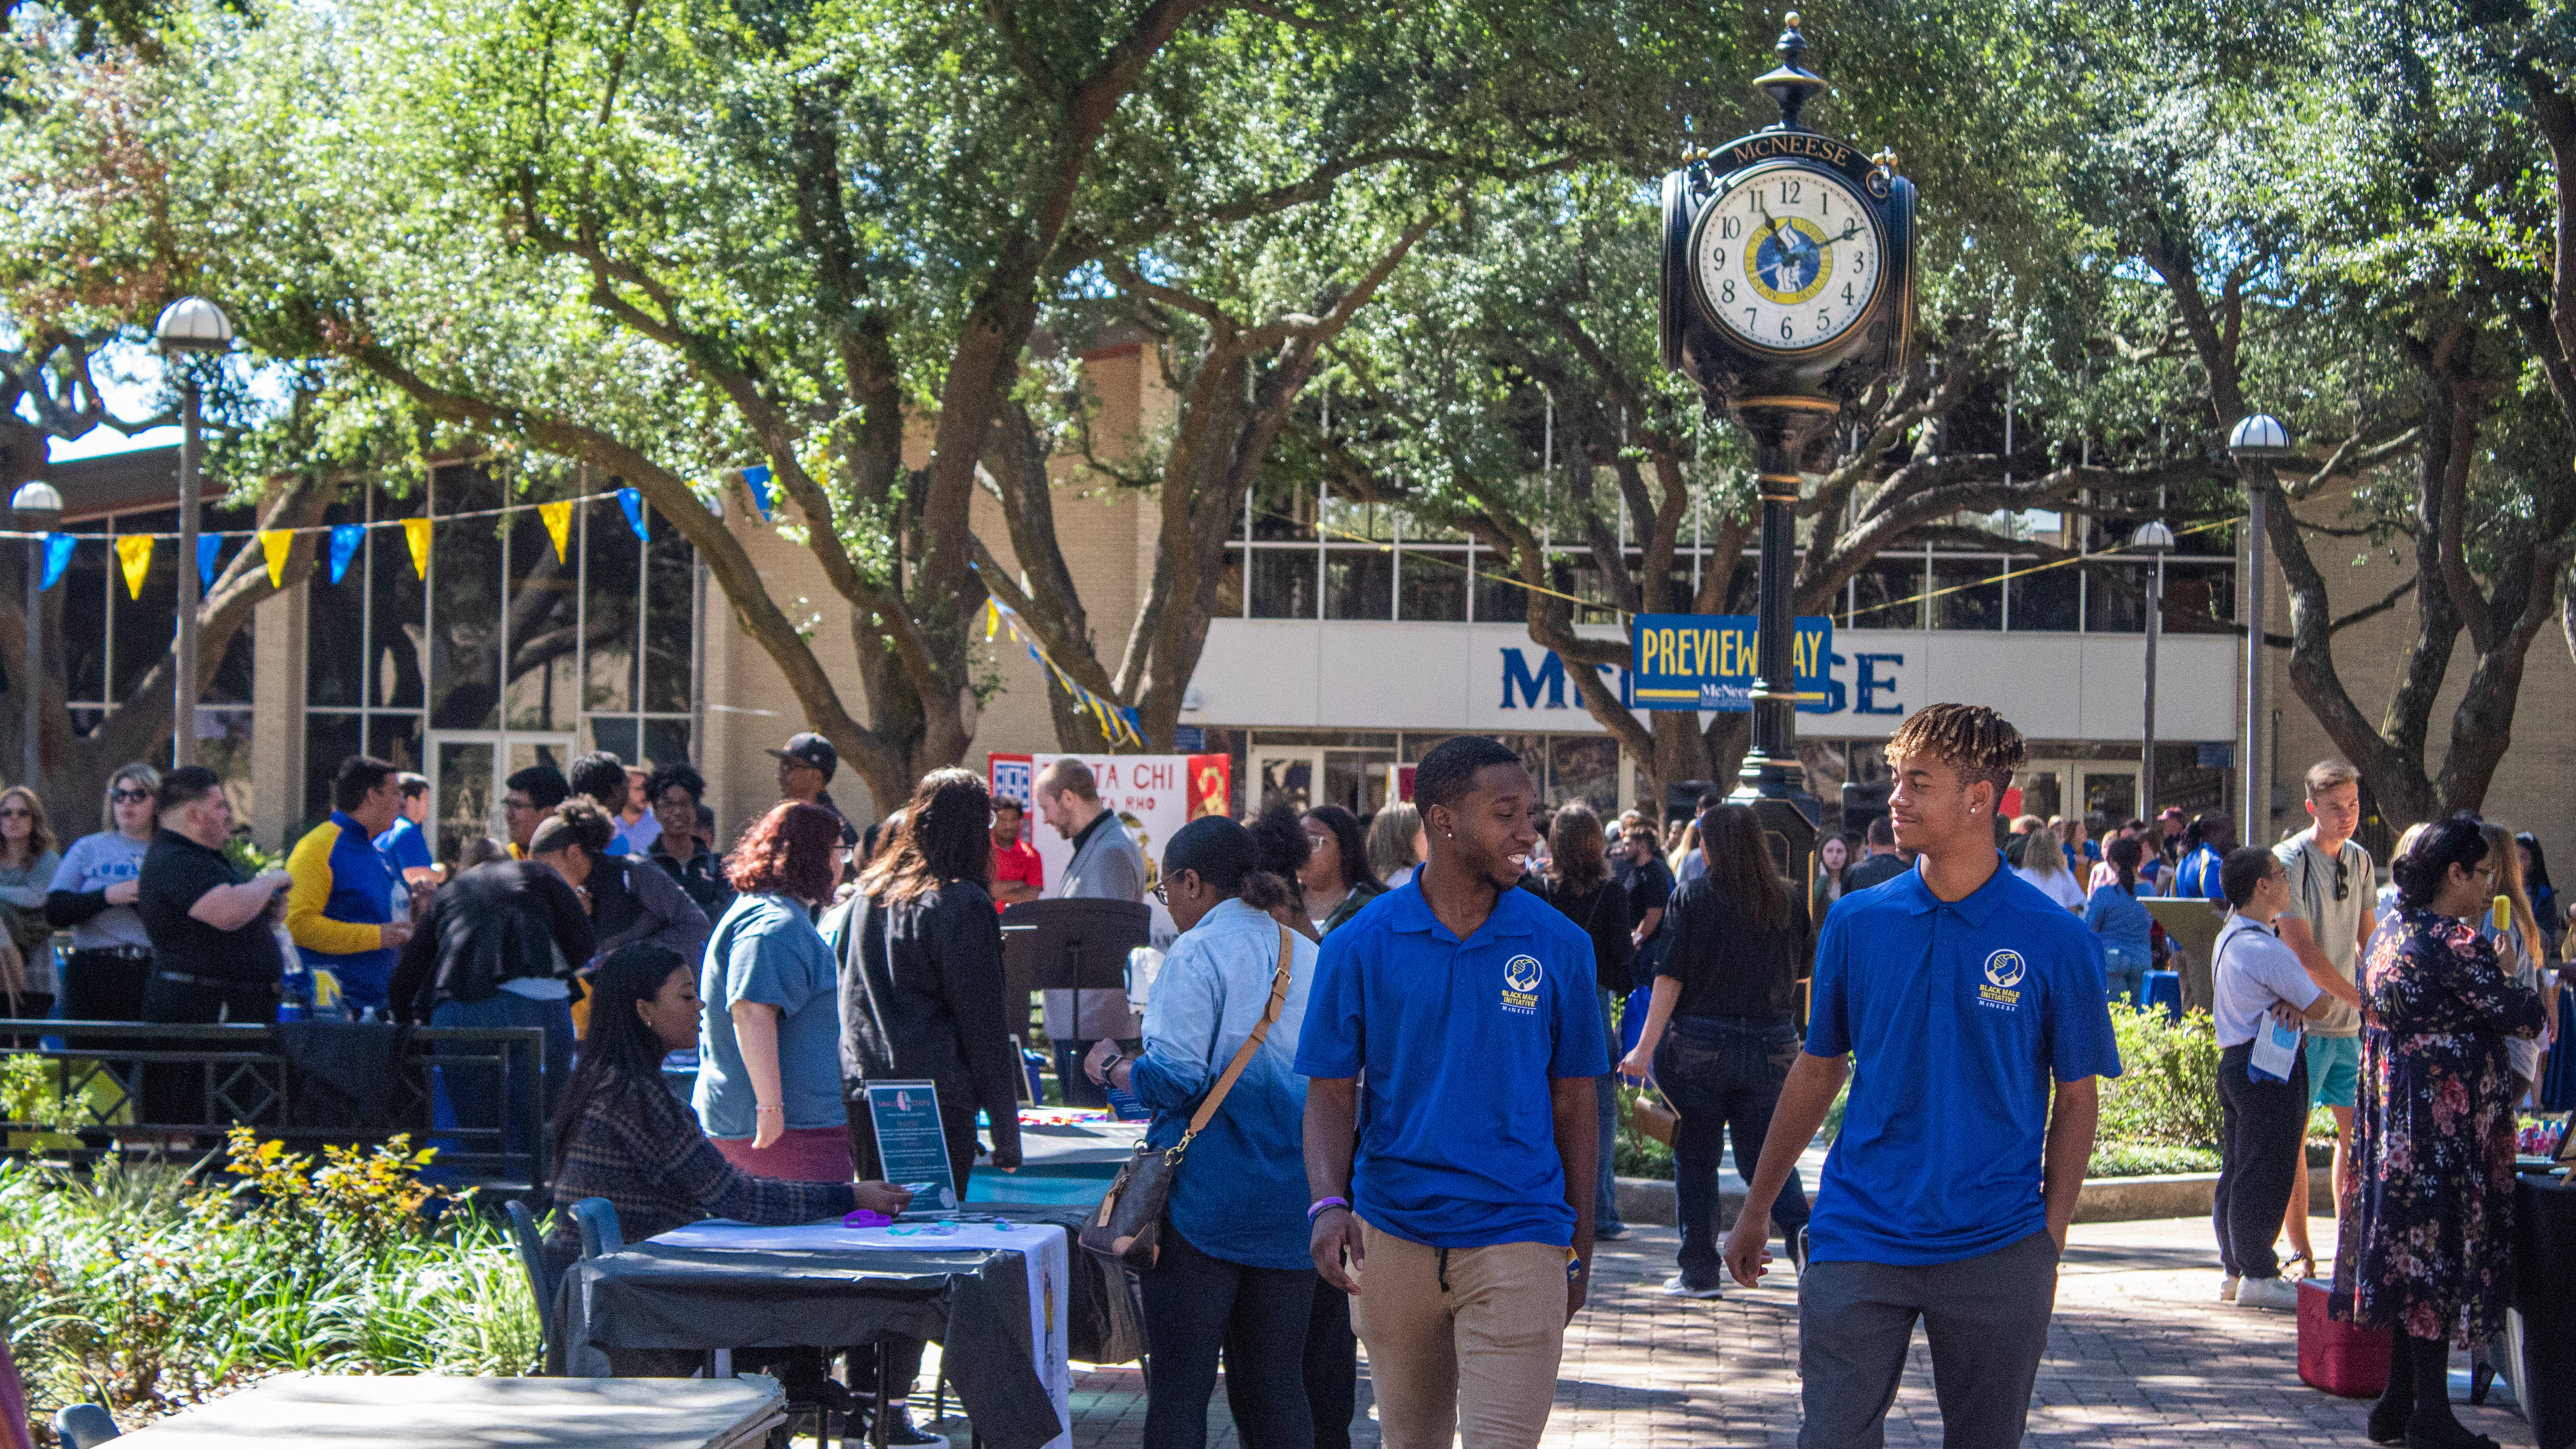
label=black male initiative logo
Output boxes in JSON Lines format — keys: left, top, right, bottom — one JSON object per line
{"left": 1978, "top": 949, "right": 2027, "bottom": 1012}
{"left": 1502, "top": 955, "right": 1544, "bottom": 1016}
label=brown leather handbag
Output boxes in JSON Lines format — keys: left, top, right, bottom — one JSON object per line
{"left": 1081, "top": 923, "right": 1295, "bottom": 1271}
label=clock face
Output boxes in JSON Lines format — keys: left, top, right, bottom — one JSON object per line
{"left": 1690, "top": 162, "right": 1885, "bottom": 354}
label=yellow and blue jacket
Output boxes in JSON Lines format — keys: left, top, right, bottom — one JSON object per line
{"left": 286, "top": 811, "right": 402, "bottom": 1009}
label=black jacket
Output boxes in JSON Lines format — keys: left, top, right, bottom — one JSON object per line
{"left": 389, "top": 861, "right": 596, "bottom": 1020}
{"left": 829, "top": 879, "right": 1023, "bottom": 1159}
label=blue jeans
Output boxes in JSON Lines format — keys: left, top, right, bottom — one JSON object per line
{"left": 2102, "top": 944, "right": 2148, "bottom": 1007}
{"left": 1655, "top": 1015, "right": 1811, "bottom": 1286}
{"left": 431, "top": 992, "right": 574, "bottom": 1159}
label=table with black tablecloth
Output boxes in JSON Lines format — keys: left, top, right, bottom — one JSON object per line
{"left": 552, "top": 1221, "right": 1066, "bottom": 1449}
{"left": 2515, "top": 1172, "right": 2576, "bottom": 1449}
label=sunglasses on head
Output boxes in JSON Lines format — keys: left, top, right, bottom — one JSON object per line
{"left": 109, "top": 789, "right": 152, "bottom": 804}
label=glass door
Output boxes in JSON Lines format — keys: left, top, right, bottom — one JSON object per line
{"left": 1250, "top": 750, "right": 1327, "bottom": 813}
{"left": 2081, "top": 769, "right": 2139, "bottom": 825}
{"left": 428, "top": 729, "right": 578, "bottom": 864}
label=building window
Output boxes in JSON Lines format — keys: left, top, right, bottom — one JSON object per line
{"left": 303, "top": 470, "right": 697, "bottom": 851}
{"left": 57, "top": 503, "right": 258, "bottom": 804}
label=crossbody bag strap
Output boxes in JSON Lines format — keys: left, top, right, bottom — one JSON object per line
{"left": 1179, "top": 922, "right": 1296, "bottom": 1144}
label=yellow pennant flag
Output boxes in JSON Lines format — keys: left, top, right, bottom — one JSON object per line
{"left": 984, "top": 600, "right": 998, "bottom": 640}
{"left": 114, "top": 535, "right": 154, "bottom": 600}
{"left": 538, "top": 501, "right": 573, "bottom": 564}
{"left": 403, "top": 517, "right": 433, "bottom": 579}
{"left": 259, "top": 530, "right": 293, "bottom": 587}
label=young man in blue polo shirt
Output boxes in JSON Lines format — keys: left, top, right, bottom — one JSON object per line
{"left": 1723, "top": 704, "right": 2122, "bottom": 1449}
{"left": 1297, "top": 735, "right": 1609, "bottom": 1449}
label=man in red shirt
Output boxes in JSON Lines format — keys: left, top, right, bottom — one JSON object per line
{"left": 991, "top": 798, "right": 1044, "bottom": 911}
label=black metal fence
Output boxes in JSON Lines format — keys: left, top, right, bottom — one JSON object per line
{"left": 0, "top": 1020, "right": 549, "bottom": 1199}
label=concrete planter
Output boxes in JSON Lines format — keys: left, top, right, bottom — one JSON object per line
{"left": 1613, "top": 1166, "right": 2331, "bottom": 1229}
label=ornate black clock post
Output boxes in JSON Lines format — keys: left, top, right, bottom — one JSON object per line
{"left": 1658, "top": 12, "right": 1916, "bottom": 865}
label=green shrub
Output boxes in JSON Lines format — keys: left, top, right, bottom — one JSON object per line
{"left": 2088, "top": 1142, "right": 2222, "bottom": 1176}
{"left": 2098, "top": 1005, "right": 2222, "bottom": 1148}
{"left": 0, "top": 1130, "right": 539, "bottom": 1442}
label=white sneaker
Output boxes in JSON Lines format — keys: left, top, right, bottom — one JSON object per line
{"left": 2235, "top": 1275, "right": 2299, "bottom": 1310}
{"left": 1660, "top": 1274, "right": 1723, "bottom": 1299}
{"left": 2219, "top": 1275, "right": 2240, "bottom": 1303}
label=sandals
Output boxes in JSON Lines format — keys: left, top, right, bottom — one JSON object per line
{"left": 2282, "top": 1250, "right": 2318, "bottom": 1279}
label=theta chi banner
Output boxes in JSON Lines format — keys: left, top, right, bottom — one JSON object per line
{"left": 987, "top": 753, "right": 1231, "bottom": 928}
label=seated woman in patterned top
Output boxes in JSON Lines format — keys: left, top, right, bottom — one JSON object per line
{"left": 544, "top": 941, "right": 910, "bottom": 1282}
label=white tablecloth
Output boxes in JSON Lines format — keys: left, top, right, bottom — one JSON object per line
{"left": 654, "top": 1219, "right": 1071, "bottom": 1449}
{"left": 109, "top": 1373, "right": 786, "bottom": 1449}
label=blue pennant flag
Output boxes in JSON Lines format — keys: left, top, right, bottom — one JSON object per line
{"left": 618, "top": 487, "right": 649, "bottom": 541}
{"left": 327, "top": 524, "right": 363, "bottom": 584}
{"left": 39, "top": 534, "right": 73, "bottom": 591}
{"left": 197, "top": 534, "right": 222, "bottom": 589}
{"left": 741, "top": 465, "right": 774, "bottom": 522}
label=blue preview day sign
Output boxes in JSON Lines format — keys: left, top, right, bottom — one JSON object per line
{"left": 1628, "top": 614, "right": 1836, "bottom": 712}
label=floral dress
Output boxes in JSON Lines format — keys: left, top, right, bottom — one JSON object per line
{"left": 2335, "top": 905, "right": 2546, "bottom": 1345}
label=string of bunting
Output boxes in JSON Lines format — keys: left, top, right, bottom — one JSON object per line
{"left": 974, "top": 585, "right": 1145, "bottom": 747}
{"left": 26, "top": 481, "right": 676, "bottom": 599}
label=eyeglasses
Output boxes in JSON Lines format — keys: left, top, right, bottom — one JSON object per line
{"left": 1150, "top": 879, "right": 1168, "bottom": 904}
{"left": 2333, "top": 858, "right": 2350, "bottom": 902}
{"left": 109, "top": 789, "right": 151, "bottom": 804}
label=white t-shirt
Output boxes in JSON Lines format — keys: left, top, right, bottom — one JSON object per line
{"left": 2014, "top": 864, "right": 2087, "bottom": 911}
{"left": 2211, "top": 914, "right": 2323, "bottom": 1048}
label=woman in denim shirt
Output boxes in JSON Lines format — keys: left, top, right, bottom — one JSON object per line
{"left": 1084, "top": 815, "right": 1318, "bottom": 1449}
{"left": 2085, "top": 835, "right": 2155, "bottom": 1005}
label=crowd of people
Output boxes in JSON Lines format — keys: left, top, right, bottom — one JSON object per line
{"left": 8, "top": 702, "right": 2572, "bottom": 1449}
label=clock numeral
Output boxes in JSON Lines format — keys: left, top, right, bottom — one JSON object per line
{"left": 1822, "top": 191, "right": 1831, "bottom": 215}
{"left": 1784, "top": 179, "right": 1802, "bottom": 204}
{"left": 1710, "top": 248, "right": 1726, "bottom": 271}
{"left": 1842, "top": 283, "right": 1854, "bottom": 305}
{"left": 1721, "top": 280, "right": 1736, "bottom": 304}
{"left": 1854, "top": 251, "right": 1867, "bottom": 272}
{"left": 1818, "top": 310, "right": 1831, "bottom": 331}
{"left": 1780, "top": 317, "right": 1794, "bottom": 341}
{"left": 1720, "top": 215, "right": 1742, "bottom": 240}
{"left": 1745, "top": 307, "right": 1758, "bottom": 330}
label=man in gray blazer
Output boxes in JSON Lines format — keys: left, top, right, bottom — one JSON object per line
{"left": 1036, "top": 758, "right": 1145, "bottom": 1105}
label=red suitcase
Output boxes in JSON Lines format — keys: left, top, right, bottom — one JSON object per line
{"left": 2297, "top": 1278, "right": 2391, "bottom": 1397}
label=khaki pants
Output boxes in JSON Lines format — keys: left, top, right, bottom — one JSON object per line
{"left": 1350, "top": 1218, "right": 1569, "bottom": 1449}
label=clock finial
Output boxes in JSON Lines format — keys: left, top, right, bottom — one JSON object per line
{"left": 1754, "top": 10, "right": 1827, "bottom": 132}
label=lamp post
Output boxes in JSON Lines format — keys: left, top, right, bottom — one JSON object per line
{"left": 2129, "top": 518, "right": 2175, "bottom": 822}
{"left": 11, "top": 482, "right": 62, "bottom": 791}
{"left": 2227, "top": 413, "right": 2292, "bottom": 848}
{"left": 154, "top": 296, "right": 234, "bottom": 768}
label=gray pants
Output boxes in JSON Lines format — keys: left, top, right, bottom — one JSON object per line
{"left": 1797, "top": 1230, "right": 2059, "bottom": 1449}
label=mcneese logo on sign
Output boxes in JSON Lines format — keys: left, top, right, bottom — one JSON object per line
{"left": 1978, "top": 948, "right": 2026, "bottom": 1010}
{"left": 1501, "top": 954, "right": 1543, "bottom": 1015}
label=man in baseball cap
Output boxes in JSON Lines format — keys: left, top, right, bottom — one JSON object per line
{"left": 769, "top": 732, "right": 859, "bottom": 849}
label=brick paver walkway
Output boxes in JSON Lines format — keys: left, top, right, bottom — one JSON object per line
{"left": 1044, "top": 1216, "right": 2533, "bottom": 1448}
